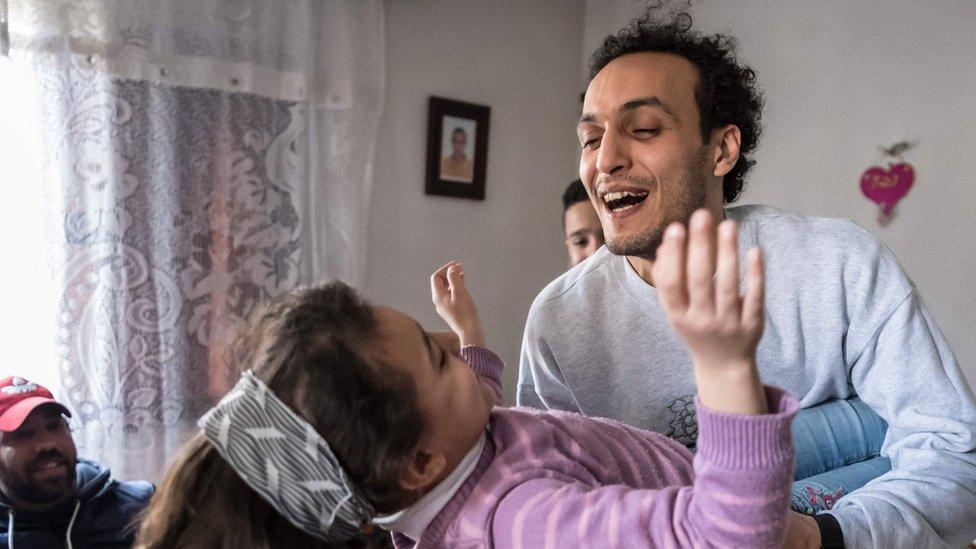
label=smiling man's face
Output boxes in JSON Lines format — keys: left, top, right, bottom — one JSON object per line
{"left": 0, "top": 405, "right": 77, "bottom": 507}
{"left": 577, "top": 52, "right": 722, "bottom": 260}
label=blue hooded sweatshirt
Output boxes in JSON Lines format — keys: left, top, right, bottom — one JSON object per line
{"left": 0, "top": 459, "right": 153, "bottom": 548}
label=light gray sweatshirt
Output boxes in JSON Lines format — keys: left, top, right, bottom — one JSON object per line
{"left": 518, "top": 204, "right": 976, "bottom": 548}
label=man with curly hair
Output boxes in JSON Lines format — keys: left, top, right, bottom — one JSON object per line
{"left": 519, "top": 11, "right": 976, "bottom": 549}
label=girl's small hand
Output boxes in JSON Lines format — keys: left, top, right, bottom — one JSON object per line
{"left": 430, "top": 261, "right": 485, "bottom": 347}
{"left": 653, "top": 209, "right": 767, "bottom": 414}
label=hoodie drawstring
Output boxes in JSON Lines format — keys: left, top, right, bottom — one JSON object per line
{"left": 65, "top": 501, "right": 80, "bottom": 549}
{"left": 4, "top": 501, "right": 80, "bottom": 549}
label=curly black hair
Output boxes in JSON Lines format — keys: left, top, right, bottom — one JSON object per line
{"left": 588, "top": 11, "right": 764, "bottom": 203}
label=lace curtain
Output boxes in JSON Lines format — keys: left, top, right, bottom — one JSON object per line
{"left": 1, "top": 0, "right": 384, "bottom": 481}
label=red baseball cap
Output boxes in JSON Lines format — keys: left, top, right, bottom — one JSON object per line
{"left": 0, "top": 376, "right": 72, "bottom": 432}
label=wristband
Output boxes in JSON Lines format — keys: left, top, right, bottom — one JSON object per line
{"left": 814, "top": 513, "right": 845, "bottom": 549}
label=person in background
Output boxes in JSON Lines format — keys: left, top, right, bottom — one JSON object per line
{"left": 0, "top": 376, "right": 153, "bottom": 548}
{"left": 562, "top": 179, "right": 605, "bottom": 266}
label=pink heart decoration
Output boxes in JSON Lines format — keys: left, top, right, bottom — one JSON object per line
{"left": 860, "top": 162, "right": 914, "bottom": 216}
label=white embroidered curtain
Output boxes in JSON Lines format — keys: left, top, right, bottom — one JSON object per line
{"left": 0, "top": 0, "right": 384, "bottom": 481}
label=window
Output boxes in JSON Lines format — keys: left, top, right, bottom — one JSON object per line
{"left": 0, "top": 57, "right": 60, "bottom": 390}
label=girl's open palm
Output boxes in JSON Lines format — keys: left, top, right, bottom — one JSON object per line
{"left": 652, "top": 209, "right": 767, "bottom": 414}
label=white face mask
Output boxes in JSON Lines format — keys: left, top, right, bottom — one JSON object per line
{"left": 199, "top": 371, "right": 375, "bottom": 542}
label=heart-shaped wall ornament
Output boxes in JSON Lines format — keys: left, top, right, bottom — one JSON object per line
{"left": 860, "top": 162, "right": 914, "bottom": 221}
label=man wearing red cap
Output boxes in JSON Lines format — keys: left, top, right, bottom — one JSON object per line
{"left": 0, "top": 376, "right": 153, "bottom": 548}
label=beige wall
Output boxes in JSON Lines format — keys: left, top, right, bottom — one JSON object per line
{"left": 582, "top": 0, "right": 976, "bottom": 389}
{"left": 366, "top": 0, "right": 585, "bottom": 403}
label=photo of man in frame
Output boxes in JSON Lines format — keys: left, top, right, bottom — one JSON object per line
{"left": 439, "top": 115, "right": 476, "bottom": 183}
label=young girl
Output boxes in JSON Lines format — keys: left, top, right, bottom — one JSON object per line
{"left": 136, "top": 211, "right": 797, "bottom": 548}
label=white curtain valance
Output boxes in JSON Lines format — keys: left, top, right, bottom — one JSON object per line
{"left": 6, "top": 0, "right": 383, "bottom": 109}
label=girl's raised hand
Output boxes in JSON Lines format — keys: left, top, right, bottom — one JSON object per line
{"left": 430, "top": 261, "right": 485, "bottom": 347}
{"left": 652, "top": 209, "right": 767, "bottom": 414}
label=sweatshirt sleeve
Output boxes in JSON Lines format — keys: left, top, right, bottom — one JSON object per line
{"left": 461, "top": 345, "right": 504, "bottom": 405}
{"left": 492, "top": 387, "right": 798, "bottom": 548}
{"left": 830, "top": 289, "right": 976, "bottom": 548}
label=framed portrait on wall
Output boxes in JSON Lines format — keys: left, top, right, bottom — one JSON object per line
{"left": 425, "top": 96, "right": 490, "bottom": 200}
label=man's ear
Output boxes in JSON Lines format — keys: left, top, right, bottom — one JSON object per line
{"left": 711, "top": 124, "right": 741, "bottom": 178}
{"left": 398, "top": 445, "right": 447, "bottom": 493}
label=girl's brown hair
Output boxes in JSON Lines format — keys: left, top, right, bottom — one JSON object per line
{"left": 136, "top": 282, "right": 424, "bottom": 548}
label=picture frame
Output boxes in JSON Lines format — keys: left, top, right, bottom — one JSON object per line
{"left": 425, "top": 96, "right": 490, "bottom": 200}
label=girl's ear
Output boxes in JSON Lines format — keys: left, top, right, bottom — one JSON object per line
{"left": 710, "top": 124, "right": 741, "bottom": 178}
{"left": 398, "top": 446, "right": 447, "bottom": 493}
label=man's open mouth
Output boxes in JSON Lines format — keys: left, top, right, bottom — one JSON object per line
{"left": 32, "top": 458, "right": 67, "bottom": 474}
{"left": 602, "top": 190, "right": 649, "bottom": 213}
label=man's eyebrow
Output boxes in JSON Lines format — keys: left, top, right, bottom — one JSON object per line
{"left": 578, "top": 112, "right": 597, "bottom": 126}
{"left": 621, "top": 97, "right": 676, "bottom": 119}
{"left": 566, "top": 228, "right": 595, "bottom": 239}
{"left": 578, "top": 96, "right": 676, "bottom": 126}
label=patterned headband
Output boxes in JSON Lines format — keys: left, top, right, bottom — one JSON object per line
{"left": 198, "top": 371, "right": 376, "bottom": 542}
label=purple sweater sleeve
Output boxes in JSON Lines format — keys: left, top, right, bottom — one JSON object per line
{"left": 460, "top": 345, "right": 503, "bottom": 405}
{"left": 491, "top": 387, "right": 798, "bottom": 549}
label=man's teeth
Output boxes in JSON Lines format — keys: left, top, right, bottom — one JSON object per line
{"left": 603, "top": 191, "right": 645, "bottom": 202}
{"left": 602, "top": 190, "right": 650, "bottom": 211}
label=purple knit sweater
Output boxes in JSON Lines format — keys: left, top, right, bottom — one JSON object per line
{"left": 391, "top": 346, "right": 797, "bottom": 548}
